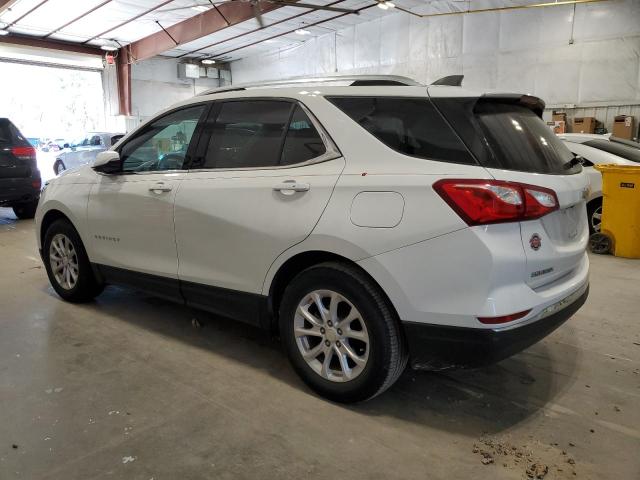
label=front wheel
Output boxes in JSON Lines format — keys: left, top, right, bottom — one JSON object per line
{"left": 43, "top": 219, "right": 104, "bottom": 302}
{"left": 279, "top": 262, "right": 407, "bottom": 403}
{"left": 12, "top": 200, "right": 39, "bottom": 219}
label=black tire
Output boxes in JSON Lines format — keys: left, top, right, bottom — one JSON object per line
{"left": 587, "top": 198, "right": 602, "bottom": 235}
{"left": 43, "top": 219, "right": 104, "bottom": 302}
{"left": 279, "top": 262, "right": 407, "bottom": 403}
{"left": 12, "top": 200, "right": 39, "bottom": 219}
{"left": 54, "top": 161, "right": 66, "bottom": 175}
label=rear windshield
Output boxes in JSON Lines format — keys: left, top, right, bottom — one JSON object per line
{"left": 584, "top": 139, "right": 640, "bottom": 163}
{"left": 474, "top": 103, "right": 578, "bottom": 174}
{"left": 326, "top": 96, "right": 477, "bottom": 165}
{"left": 1, "top": 119, "right": 22, "bottom": 145}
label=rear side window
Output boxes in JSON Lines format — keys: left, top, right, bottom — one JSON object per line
{"left": 475, "top": 103, "right": 578, "bottom": 174}
{"left": 0, "top": 119, "right": 27, "bottom": 145}
{"left": 326, "top": 96, "right": 476, "bottom": 165}
{"left": 583, "top": 139, "right": 640, "bottom": 163}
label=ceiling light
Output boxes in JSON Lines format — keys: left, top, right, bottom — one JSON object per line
{"left": 192, "top": 5, "right": 210, "bottom": 12}
{"left": 201, "top": 59, "right": 216, "bottom": 65}
{"left": 295, "top": 28, "right": 311, "bottom": 35}
{"left": 377, "top": 0, "right": 394, "bottom": 9}
{"left": 101, "top": 44, "right": 118, "bottom": 51}
{"left": 0, "top": 29, "right": 9, "bottom": 36}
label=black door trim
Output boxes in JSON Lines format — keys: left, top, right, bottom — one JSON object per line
{"left": 94, "top": 263, "right": 267, "bottom": 327}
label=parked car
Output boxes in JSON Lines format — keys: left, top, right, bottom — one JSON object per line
{"left": 0, "top": 118, "right": 41, "bottom": 219}
{"left": 35, "top": 77, "right": 590, "bottom": 402}
{"left": 558, "top": 134, "right": 640, "bottom": 234}
{"left": 53, "top": 132, "right": 124, "bottom": 175}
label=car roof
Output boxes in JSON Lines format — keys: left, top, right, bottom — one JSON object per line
{"left": 558, "top": 133, "right": 611, "bottom": 144}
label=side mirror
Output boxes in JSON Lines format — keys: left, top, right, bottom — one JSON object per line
{"left": 93, "top": 151, "right": 121, "bottom": 174}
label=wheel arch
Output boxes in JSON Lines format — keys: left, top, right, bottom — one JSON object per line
{"left": 40, "top": 209, "right": 74, "bottom": 248}
{"left": 266, "top": 250, "right": 400, "bottom": 333}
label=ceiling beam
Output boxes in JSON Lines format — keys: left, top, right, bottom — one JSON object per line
{"left": 83, "top": 0, "right": 175, "bottom": 45}
{"left": 43, "top": 0, "right": 113, "bottom": 38}
{"left": 0, "top": 0, "right": 19, "bottom": 16}
{"left": 0, "top": 32, "right": 103, "bottom": 55}
{"left": 126, "top": 1, "right": 285, "bottom": 63}
{"left": 177, "top": 0, "right": 347, "bottom": 58}
{"left": 4, "top": 0, "right": 49, "bottom": 28}
{"left": 211, "top": 2, "right": 375, "bottom": 59}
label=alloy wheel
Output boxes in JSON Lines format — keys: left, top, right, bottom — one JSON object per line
{"left": 49, "top": 233, "right": 79, "bottom": 290}
{"left": 294, "top": 290, "right": 370, "bottom": 382}
{"left": 591, "top": 205, "right": 602, "bottom": 233}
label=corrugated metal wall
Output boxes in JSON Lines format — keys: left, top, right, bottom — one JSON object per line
{"left": 232, "top": 0, "right": 640, "bottom": 137}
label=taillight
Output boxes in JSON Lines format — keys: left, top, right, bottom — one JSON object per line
{"left": 12, "top": 146, "right": 37, "bottom": 160}
{"left": 433, "top": 179, "right": 558, "bottom": 226}
{"left": 32, "top": 179, "right": 42, "bottom": 190}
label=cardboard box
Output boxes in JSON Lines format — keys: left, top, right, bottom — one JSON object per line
{"left": 552, "top": 112, "right": 567, "bottom": 123}
{"left": 573, "top": 116, "right": 596, "bottom": 134}
{"left": 547, "top": 120, "right": 566, "bottom": 134}
{"left": 612, "top": 115, "right": 636, "bottom": 140}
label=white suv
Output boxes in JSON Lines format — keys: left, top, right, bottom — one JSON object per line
{"left": 35, "top": 76, "right": 590, "bottom": 403}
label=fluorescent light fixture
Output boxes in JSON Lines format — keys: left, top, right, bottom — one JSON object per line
{"left": 192, "top": 5, "right": 210, "bottom": 12}
{"left": 0, "top": 29, "right": 9, "bottom": 36}
{"left": 377, "top": 1, "right": 388, "bottom": 9}
{"left": 387, "top": 1, "right": 395, "bottom": 7}
{"left": 101, "top": 44, "right": 118, "bottom": 51}
{"left": 201, "top": 59, "right": 216, "bottom": 65}
{"left": 295, "top": 28, "right": 311, "bottom": 35}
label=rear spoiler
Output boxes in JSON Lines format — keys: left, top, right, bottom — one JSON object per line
{"left": 475, "top": 94, "right": 546, "bottom": 118}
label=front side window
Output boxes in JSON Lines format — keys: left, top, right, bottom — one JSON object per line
{"left": 326, "top": 96, "right": 476, "bottom": 165}
{"left": 120, "top": 105, "right": 206, "bottom": 173}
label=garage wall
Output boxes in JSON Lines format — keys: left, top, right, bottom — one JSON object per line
{"left": 231, "top": 1, "right": 640, "bottom": 113}
{"left": 122, "top": 57, "right": 222, "bottom": 129}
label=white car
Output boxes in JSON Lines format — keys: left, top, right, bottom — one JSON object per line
{"left": 53, "top": 132, "right": 124, "bottom": 175}
{"left": 35, "top": 76, "right": 590, "bottom": 403}
{"left": 558, "top": 134, "right": 640, "bottom": 234}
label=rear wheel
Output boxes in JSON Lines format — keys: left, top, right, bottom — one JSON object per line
{"left": 279, "top": 262, "right": 407, "bottom": 403}
{"left": 43, "top": 219, "right": 104, "bottom": 302}
{"left": 12, "top": 200, "right": 38, "bottom": 219}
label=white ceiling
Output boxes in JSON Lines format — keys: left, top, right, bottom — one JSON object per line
{"left": 0, "top": 0, "right": 551, "bottom": 62}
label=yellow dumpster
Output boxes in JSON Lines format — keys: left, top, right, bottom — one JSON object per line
{"left": 593, "top": 165, "right": 640, "bottom": 258}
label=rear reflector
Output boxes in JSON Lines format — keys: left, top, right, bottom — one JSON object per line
{"left": 32, "top": 179, "right": 42, "bottom": 190}
{"left": 12, "top": 146, "right": 37, "bottom": 160}
{"left": 477, "top": 309, "right": 531, "bottom": 325}
{"left": 433, "top": 179, "right": 558, "bottom": 226}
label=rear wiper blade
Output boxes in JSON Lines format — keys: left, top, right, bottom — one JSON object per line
{"left": 564, "top": 155, "right": 584, "bottom": 170}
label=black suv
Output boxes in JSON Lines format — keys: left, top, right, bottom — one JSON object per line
{"left": 0, "top": 118, "right": 41, "bottom": 219}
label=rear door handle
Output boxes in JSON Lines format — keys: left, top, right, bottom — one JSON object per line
{"left": 149, "top": 182, "right": 172, "bottom": 193}
{"left": 273, "top": 181, "right": 310, "bottom": 193}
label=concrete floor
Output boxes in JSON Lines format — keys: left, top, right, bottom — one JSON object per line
{"left": 1, "top": 207, "right": 638, "bottom": 480}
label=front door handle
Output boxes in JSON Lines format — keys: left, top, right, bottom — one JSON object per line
{"left": 149, "top": 182, "right": 172, "bottom": 193}
{"left": 273, "top": 181, "right": 310, "bottom": 194}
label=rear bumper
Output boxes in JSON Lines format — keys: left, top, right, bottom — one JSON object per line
{"left": 0, "top": 177, "right": 40, "bottom": 206}
{"left": 403, "top": 284, "right": 589, "bottom": 370}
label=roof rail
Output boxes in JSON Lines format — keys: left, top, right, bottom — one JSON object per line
{"left": 197, "top": 75, "right": 422, "bottom": 96}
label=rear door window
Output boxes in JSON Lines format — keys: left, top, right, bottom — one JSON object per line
{"left": 201, "top": 100, "right": 292, "bottom": 169}
{"left": 326, "top": 96, "right": 476, "bottom": 165}
{"left": 281, "top": 105, "right": 327, "bottom": 165}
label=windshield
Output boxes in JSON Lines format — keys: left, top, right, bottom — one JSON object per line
{"left": 584, "top": 139, "right": 640, "bottom": 163}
